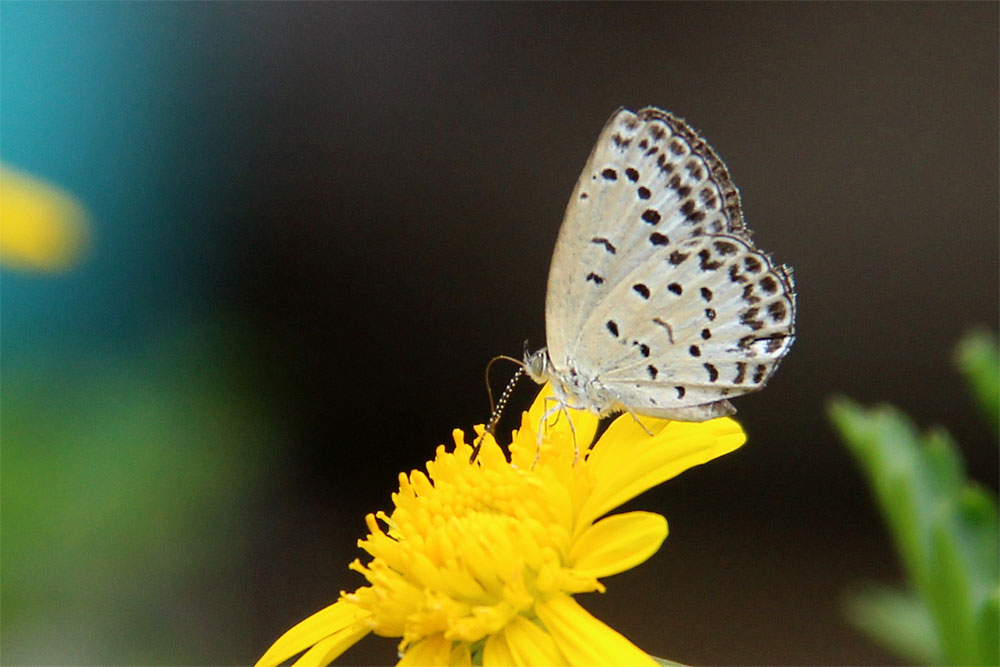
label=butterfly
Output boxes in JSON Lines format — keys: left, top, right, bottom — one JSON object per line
{"left": 523, "top": 107, "right": 796, "bottom": 426}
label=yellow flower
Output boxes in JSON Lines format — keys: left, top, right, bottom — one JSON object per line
{"left": 257, "top": 386, "right": 746, "bottom": 666}
{"left": 0, "top": 165, "right": 88, "bottom": 272}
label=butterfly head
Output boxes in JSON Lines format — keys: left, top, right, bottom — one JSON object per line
{"left": 523, "top": 347, "right": 551, "bottom": 386}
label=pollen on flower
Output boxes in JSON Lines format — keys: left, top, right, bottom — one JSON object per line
{"left": 256, "top": 385, "right": 746, "bottom": 667}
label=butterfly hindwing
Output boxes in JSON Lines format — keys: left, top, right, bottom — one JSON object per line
{"left": 594, "top": 234, "right": 796, "bottom": 414}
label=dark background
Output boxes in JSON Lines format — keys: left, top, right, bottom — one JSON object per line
{"left": 2, "top": 3, "right": 997, "bottom": 665}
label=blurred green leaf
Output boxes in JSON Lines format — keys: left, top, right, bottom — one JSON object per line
{"left": 1, "top": 323, "right": 278, "bottom": 664}
{"left": 954, "top": 330, "right": 999, "bottom": 433}
{"left": 844, "top": 585, "right": 938, "bottom": 664}
{"left": 828, "top": 398, "right": 999, "bottom": 666}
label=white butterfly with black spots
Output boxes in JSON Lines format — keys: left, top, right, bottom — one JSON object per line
{"left": 525, "top": 106, "right": 796, "bottom": 424}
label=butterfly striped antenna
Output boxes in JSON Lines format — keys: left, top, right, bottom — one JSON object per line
{"left": 470, "top": 355, "right": 525, "bottom": 463}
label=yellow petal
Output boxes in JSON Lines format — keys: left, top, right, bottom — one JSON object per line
{"left": 483, "top": 631, "right": 517, "bottom": 667}
{"left": 399, "top": 634, "right": 453, "bottom": 666}
{"left": 290, "top": 622, "right": 371, "bottom": 667}
{"left": 449, "top": 641, "right": 473, "bottom": 666}
{"left": 578, "top": 417, "right": 745, "bottom": 529}
{"left": 0, "top": 165, "right": 88, "bottom": 272}
{"left": 255, "top": 600, "right": 370, "bottom": 667}
{"left": 535, "top": 594, "right": 657, "bottom": 667}
{"left": 503, "top": 614, "right": 565, "bottom": 666}
{"left": 569, "top": 511, "right": 668, "bottom": 578}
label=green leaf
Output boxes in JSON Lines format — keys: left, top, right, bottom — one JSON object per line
{"left": 978, "top": 588, "right": 999, "bottom": 666}
{"left": 0, "top": 324, "right": 277, "bottom": 664}
{"left": 954, "top": 330, "right": 999, "bottom": 433}
{"left": 844, "top": 585, "right": 939, "bottom": 664}
{"left": 828, "top": 398, "right": 1000, "bottom": 665}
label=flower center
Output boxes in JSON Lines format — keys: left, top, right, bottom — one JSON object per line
{"left": 347, "top": 437, "right": 585, "bottom": 646}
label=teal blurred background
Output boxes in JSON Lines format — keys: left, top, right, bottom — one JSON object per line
{"left": 2, "top": 3, "right": 997, "bottom": 665}
{"left": 3, "top": 5, "right": 277, "bottom": 663}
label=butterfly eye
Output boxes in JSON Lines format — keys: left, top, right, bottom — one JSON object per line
{"left": 523, "top": 348, "right": 550, "bottom": 384}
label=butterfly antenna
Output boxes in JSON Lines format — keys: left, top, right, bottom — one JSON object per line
{"left": 471, "top": 355, "right": 524, "bottom": 463}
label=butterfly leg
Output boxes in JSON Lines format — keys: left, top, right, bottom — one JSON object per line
{"left": 534, "top": 398, "right": 562, "bottom": 467}
{"left": 534, "top": 397, "right": 582, "bottom": 467}
{"left": 561, "top": 401, "right": 580, "bottom": 465}
{"left": 624, "top": 404, "right": 656, "bottom": 437}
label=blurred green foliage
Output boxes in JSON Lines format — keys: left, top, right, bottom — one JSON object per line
{"left": 828, "top": 332, "right": 999, "bottom": 666}
{"left": 955, "top": 330, "right": 1000, "bottom": 435}
{"left": 1, "top": 325, "right": 276, "bottom": 664}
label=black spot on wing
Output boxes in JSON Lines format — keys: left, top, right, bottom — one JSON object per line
{"left": 590, "top": 237, "right": 617, "bottom": 254}
{"left": 681, "top": 199, "right": 706, "bottom": 223}
{"left": 656, "top": 153, "right": 674, "bottom": 175}
{"left": 601, "top": 168, "right": 618, "bottom": 181}
{"left": 632, "top": 283, "right": 650, "bottom": 299}
{"left": 669, "top": 250, "right": 689, "bottom": 265}
{"left": 585, "top": 272, "right": 604, "bottom": 285}
{"left": 759, "top": 276, "right": 779, "bottom": 294}
{"left": 734, "top": 362, "right": 747, "bottom": 384}
{"left": 698, "top": 249, "right": 723, "bottom": 271}
{"left": 606, "top": 320, "right": 619, "bottom": 337}
{"left": 647, "top": 365, "right": 659, "bottom": 379}
{"left": 766, "top": 335, "right": 787, "bottom": 353}
{"left": 652, "top": 317, "right": 675, "bottom": 343}
{"left": 704, "top": 363, "right": 719, "bottom": 382}
{"left": 768, "top": 300, "right": 788, "bottom": 322}
{"left": 714, "top": 240, "right": 738, "bottom": 255}
{"left": 668, "top": 282, "right": 683, "bottom": 295}
{"left": 700, "top": 287, "right": 713, "bottom": 301}
{"left": 675, "top": 386, "right": 686, "bottom": 398}
{"left": 625, "top": 167, "right": 639, "bottom": 182}
{"left": 752, "top": 364, "right": 767, "bottom": 384}
{"left": 740, "top": 307, "right": 764, "bottom": 331}
{"left": 685, "top": 160, "right": 704, "bottom": 180}
{"left": 641, "top": 209, "right": 661, "bottom": 225}
{"left": 699, "top": 187, "right": 718, "bottom": 209}
{"left": 649, "top": 232, "right": 669, "bottom": 246}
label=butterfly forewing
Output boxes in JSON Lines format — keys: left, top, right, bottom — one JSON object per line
{"left": 546, "top": 108, "right": 744, "bottom": 365}
{"left": 542, "top": 107, "right": 796, "bottom": 419}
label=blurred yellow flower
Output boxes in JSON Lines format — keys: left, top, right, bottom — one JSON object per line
{"left": 257, "top": 386, "right": 746, "bottom": 667}
{"left": 1, "top": 165, "right": 88, "bottom": 272}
